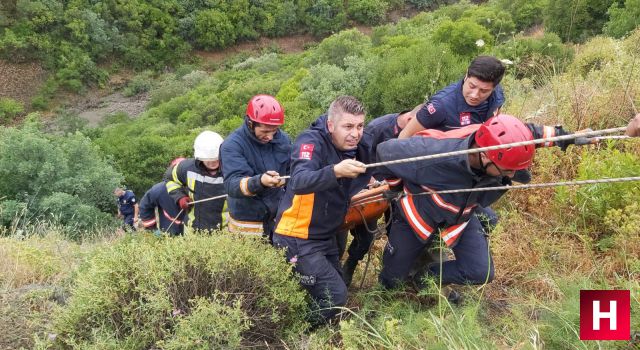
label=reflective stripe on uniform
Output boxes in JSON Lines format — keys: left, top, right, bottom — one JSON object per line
{"left": 162, "top": 209, "right": 182, "bottom": 225}
{"left": 142, "top": 218, "right": 156, "bottom": 228}
{"left": 239, "top": 177, "right": 255, "bottom": 196}
{"left": 226, "top": 213, "right": 263, "bottom": 236}
{"left": 440, "top": 220, "right": 469, "bottom": 246}
{"left": 187, "top": 171, "right": 224, "bottom": 185}
{"left": 399, "top": 194, "right": 433, "bottom": 240}
{"left": 542, "top": 126, "right": 555, "bottom": 147}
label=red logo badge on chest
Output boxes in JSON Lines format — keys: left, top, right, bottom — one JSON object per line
{"left": 459, "top": 112, "right": 472, "bottom": 126}
{"left": 299, "top": 144, "right": 314, "bottom": 160}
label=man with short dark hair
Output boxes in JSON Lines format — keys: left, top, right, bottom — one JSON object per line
{"left": 399, "top": 55, "right": 506, "bottom": 137}
{"left": 273, "top": 95, "right": 373, "bottom": 326}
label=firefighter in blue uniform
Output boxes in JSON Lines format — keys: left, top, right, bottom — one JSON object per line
{"left": 400, "top": 55, "right": 506, "bottom": 137}
{"left": 220, "top": 95, "right": 291, "bottom": 239}
{"left": 273, "top": 96, "right": 373, "bottom": 326}
{"left": 114, "top": 187, "right": 138, "bottom": 232}
{"left": 339, "top": 104, "right": 421, "bottom": 286}
{"left": 139, "top": 181, "right": 185, "bottom": 236}
{"left": 376, "top": 115, "right": 584, "bottom": 290}
{"left": 400, "top": 56, "right": 512, "bottom": 232}
{"left": 166, "top": 131, "right": 226, "bottom": 233}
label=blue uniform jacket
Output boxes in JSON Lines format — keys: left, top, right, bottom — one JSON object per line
{"left": 275, "top": 115, "right": 374, "bottom": 240}
{"left": 417, "top": 79, "right": 505, "bottom": 131}
{"left": 117, "top": 190, "right": 137, "bottom": 215}
{"left": 220, "top": 123, "right": 291, "bottom": 223}
{"left": 139, "top": 182, "right": 185, "bottom": 235}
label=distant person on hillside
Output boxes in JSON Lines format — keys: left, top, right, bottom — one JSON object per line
{"left": 114, "top": 187, "right": 138, "bottom": 232}
{"left": 166, "top": 131, "right": 226, "bottom": 233}
{"left": 220, "top": 95, "right": 291, "bottom": 240}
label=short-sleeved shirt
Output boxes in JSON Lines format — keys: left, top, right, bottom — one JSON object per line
{"left": 117, "top": 190, "right": 137, "bottom": 215}
{"left": 416, "top": 79, "right": 505, "bottom": 131}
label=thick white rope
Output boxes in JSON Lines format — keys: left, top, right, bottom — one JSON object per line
{"left": 364, "top": 126, "right": 627, "bottom": 169}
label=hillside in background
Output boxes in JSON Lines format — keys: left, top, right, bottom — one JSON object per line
{"left": 0, "top": 0, "right": 639, "bottom": 348}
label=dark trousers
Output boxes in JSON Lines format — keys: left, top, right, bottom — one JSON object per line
{"left": 122, "top": 213, "right": 136, "bottom": 232}
{"left": 337, "top": 219, "right": 376, "bottom": 262}
{"left": 379, "top": 213, "right": 494, "bottom": 289}
{"left": 272, "top": 233, "right": 347, "bottom": 325}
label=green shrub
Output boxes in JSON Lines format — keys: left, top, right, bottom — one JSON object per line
{"left": 52, "top": 235, "right": 308, "bottom": 348}
{"left": 347, "top": 0, "right": 388, "bottom": 25}
{"left": 160, "top": 296, "right": 248, "bottom": 349}
{"left": 123, "top": 70, "right": 154, "bottom": 97}
{"left": 603, "top": 0, "right": 640, "bottom": 38}
{"left": 490, "top": 0, "right": 547, "bottom": 31}
{"left": 461, "top": 6, "right": 516, "bottom": 42}
{"left": 0, "top": 98, "right": 24, "bottom": 122}
{"left": 555, "top": 144, "right": 640, "bottom": 230}
{"left": 432, "top": 19, "right": 494, "bottom": 57}
{"left": 544, "top": 0, "right": 614, "bottom": 43}
{"left": 194, "top": 9, "right": 237, "bottom": 49}
{"left": 312, "top": 28, "right": 372, "bottom": 68}
{"left": 494, "top": 32, "right": 573, "bottom": 81}
{"left": 363, "top": 41, "right": 466, "bottom": 117}
{"left": 568, "top": 36, "right": 616, "bottom": 77}
{"left": 0, "top": 127, "right": 123, "bottom": 237}
{"left": 300, "top": 0, "right": 347, "bottom": 36}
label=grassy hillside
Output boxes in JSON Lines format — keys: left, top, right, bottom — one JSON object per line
{"left": 0, "top": 0, "right": 639, "bottom": 348}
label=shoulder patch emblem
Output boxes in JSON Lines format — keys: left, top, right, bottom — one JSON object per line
{"left": 299, "top": 144, "right": 314, "bottom": 160}
{"left": 427, "top": 103, "right": 436, "bottom": 115}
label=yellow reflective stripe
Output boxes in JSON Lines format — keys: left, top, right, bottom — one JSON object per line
{"left": 172, "top": 164, "right": 183, "bottom": 185}
{"left": 166, "top": 182, "right": 181, "bottom": 192}
{"left": 240, "top": 177, "right": 255, "bottom": 196}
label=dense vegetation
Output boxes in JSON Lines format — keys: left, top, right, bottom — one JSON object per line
{"left": 0, "top": 0, "right": 638, "bottom": 348}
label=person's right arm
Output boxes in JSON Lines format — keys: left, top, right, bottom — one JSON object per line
{"left": 288, "top": 134, "right": 365, "bottom": 194}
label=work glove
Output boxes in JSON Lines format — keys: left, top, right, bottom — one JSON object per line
{"left": 555, "top": 126, "right": 596, "bottom": 151}
{"left": 178, "top": 196, "right": 191, "bottom": 210}
{"left": 382, "top": 188, "right": 404, "bottom": 201}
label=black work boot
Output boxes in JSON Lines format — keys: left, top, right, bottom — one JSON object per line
{"left": 342, "top": 258, "right": 358, "bottom": 287}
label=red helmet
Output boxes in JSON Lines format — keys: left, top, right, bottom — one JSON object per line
{"left": 246, "top": 95, "right": 285, "bottom": 125}
{"left": 475, "top": 114, "right": 535, "bottom": 170}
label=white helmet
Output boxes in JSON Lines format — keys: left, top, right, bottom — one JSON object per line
{"left": 193, "top": 131, "right": 224, "bottom": 161}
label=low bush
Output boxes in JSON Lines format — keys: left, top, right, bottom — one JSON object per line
{"left": 51, "top": 234, "right": 308, "bottom": 348}
{"left": 347, "top": 0, "right": 388, "bottom": 25}
{"left": 123, "top": 70, "right": 155, "bottom": 97}
{"left": 0, "top": 97, "right": 24, "bottom": 123}
{"left": 555, "top": 143, "right": 640, "bottom": 232}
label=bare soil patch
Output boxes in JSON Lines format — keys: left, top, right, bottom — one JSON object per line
{"left": 0, "top": 59, "right": 48, "bottom": 106}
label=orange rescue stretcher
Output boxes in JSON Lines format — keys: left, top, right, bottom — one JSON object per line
{"left": 342, "top": 184, "right": 389, "bottom": 230}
